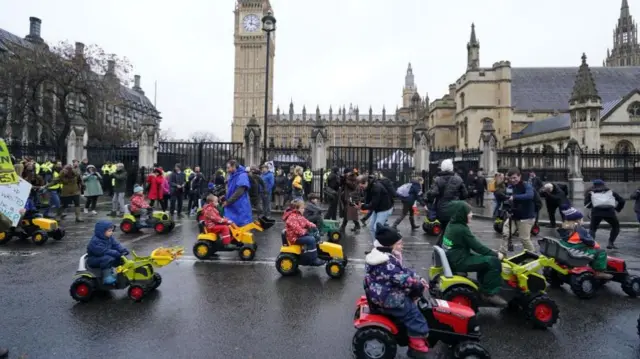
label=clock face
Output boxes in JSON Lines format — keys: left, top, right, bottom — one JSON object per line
{"left": 242, "top": 14, "right": 260, "bottom": 32}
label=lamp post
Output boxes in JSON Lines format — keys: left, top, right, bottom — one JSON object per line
{"left": 261, "top": 11, "right": 276, "bottom": 164}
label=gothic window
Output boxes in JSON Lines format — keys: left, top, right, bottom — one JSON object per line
{"left": 571, "top": 112, "right": 577, "bottom": 123}
{"left": 627, "top": 102, "right": 640, "bottom": 118}
{"left": 623, "top": 32, "right": 629, "bottom": 43}
{"left": 578, "top": 111, "right": 587, "bottom": 122}
{"left": 460, "top": 93, "right": 465, "bottom": 110}
{"left": 615, "top": 140, "right": 634, "bottom": 153}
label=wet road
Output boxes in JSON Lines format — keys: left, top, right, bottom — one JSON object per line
{"left": 1, "top": 203, "right": 639, "bottom": 359}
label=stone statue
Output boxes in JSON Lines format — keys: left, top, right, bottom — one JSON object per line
{"left": 566, "top": 138, "right": 583, "bottom": 178}
{"left": 316, "top": 133, "right": 323, "bottom": 148}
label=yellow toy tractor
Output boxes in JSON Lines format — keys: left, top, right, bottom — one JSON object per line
{"left": 192, "top": 216, "right": 275, "bottom": 261}
{"left": 0, "top": 212, "right": 65, "bottom": 246}
{"left": 275, "top": 229, "right": 347, "bottom": 279}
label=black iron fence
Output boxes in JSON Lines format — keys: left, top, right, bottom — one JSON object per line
{"left": 498, "top": 146, "right": 568, "bottom": 182}
{"left": 327, "top": 146, "right": 414, "bottom": 187}
{"left": 265, "top": 140, "right": 311, "bottom": 173}
{"left": 85, "top": 145, "right": 139, "bottom": 169}
{"left": 428, "top": 148, "right": 482, "bottom": 187}
{"left": 7, "top": 142, "right": 62, "bottom": 162}
{"left": 581, "top": 148, "right": 640, "bottom": 182}
{"left": 156, "top": 141, "right": 244, "bottom": 177}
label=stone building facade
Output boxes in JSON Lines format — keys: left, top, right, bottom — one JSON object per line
{"left": 426, "top": 0, "right": 640, "bottom": 153}
{"left": 0, "top": 17, "right": 160, "bottom": 144}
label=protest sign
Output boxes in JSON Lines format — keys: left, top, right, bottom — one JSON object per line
{"left": 0, "top": 139, "right": 19, "bottom": 185}
{"left": 0, "top": 178, "right": 32, "bottom": 226}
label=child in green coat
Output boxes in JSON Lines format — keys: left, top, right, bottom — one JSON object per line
{"left": 441, "top": 201, "right": 507, "bottom": 307}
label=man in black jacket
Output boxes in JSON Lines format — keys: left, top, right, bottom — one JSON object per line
{"left": 473, "top": 168, "right": 488, "bottom": 207}
{"left": 169, "top": 163, "right": 187, "bottom": 217}
{"left": 357, "top": 175, "right": 394, "bottom": 242}
{"left": 188, "top": 166, "right": 207, "bottom": 215}
{"left": 324, "top": 167, "right": 340, "bottom": 220}
{"left": 426, "top": 159, "right": 468, "bottom": 236}
{"left": 585, "top": 179, "right": 625, "bottom": 249}
{"left": 539, "top": 182, "right": 569, "bottom": 227}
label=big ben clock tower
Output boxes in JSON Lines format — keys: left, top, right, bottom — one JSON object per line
{"left": 231, "top": 0, "right": 275, "bottom": 143}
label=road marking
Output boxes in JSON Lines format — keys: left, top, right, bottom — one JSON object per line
{"left": 0, "top": 251, "right": 40, "bottom": 257}
{"left": 125, "top": 223, "right": 184, "bottom": 243}
{"left": 176, "top": 255, "right": 366, "bottom": 269}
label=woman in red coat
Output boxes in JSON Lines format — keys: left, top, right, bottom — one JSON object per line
{"left": 147, "top": 168, "right": 166, "bottom": 210}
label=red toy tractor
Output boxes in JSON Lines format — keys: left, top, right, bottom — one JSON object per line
{"left": 352, "top": 294, "right": 490, "bottom": 359}
{"left": 539, "top": 237, "right": 640, "bottom": 299}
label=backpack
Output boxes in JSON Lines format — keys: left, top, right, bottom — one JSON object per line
{"left": 556, "top": 183, "right": 569, "bottom": 196}
{"left": 396, "top": 183, "right": 412, "bottom": 198}
{"left": 378, "top": 177, "right": 397, "bottom": 198}
{"left": 591, "top": 190, "right": 616, "bottom": 208}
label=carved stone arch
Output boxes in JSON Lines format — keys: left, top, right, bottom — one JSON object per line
{"left": 615, "top": 139, "right": 634, "bottom": 153}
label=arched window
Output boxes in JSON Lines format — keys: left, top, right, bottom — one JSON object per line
{"left": 460, "top": 93, "right": 465, "bottom": 110}
{"left": 627, "top": 102, "right": 640, "bottom": 117}
{"left": 615, "top": 140, "right": 634, "bottom": 153}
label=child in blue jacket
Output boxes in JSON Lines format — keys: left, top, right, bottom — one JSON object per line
{"left": 86, "top": 220, "right": 129, "bottom": 285}
{"left": 364, "top": 223, "right": 429, "bottom": 358}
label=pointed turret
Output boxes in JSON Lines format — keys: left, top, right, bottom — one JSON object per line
{"left": 570, "top": 53, "right": 600, "bottom": 103}
{"left": 404, "top": 63, "right": 415, "bottom": 89}
{"left": 606, "top": 0, "right": 639, "bottom": 66}
{"left": 622, "top": 0, "right": 630, "bottom": 18}
{"left": 466, "top": 23, "right": 480, "bottom": 71}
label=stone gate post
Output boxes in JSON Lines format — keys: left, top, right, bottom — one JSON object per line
{"left": 66, "top": 117, "right": 87, "bottom": 164}
{"left": 412, "top": 126, "right": 429, "bottom": 172}
{"left": 566, "top": 138, "right": 584, "bottom": 202}
{"left": 479, "top": 118, "right": 498, "bottom": 177}
{"left": 243, "top": 115, "right": 262, "bottom": 167}
{"left": 138, "top": 119, "right": 157, "bottom": 169}
{"left": 310, "top": 119, "right": 327, "bottom": 170}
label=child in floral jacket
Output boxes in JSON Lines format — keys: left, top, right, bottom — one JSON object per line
{"left": 202, "top": 194, "right": 234, "bottom": 245}
{"left": 364, "top": 223, "right": 429, "bottom": 358}
{"left": 129, "top": 185, "right": 151, "bottom": 225}
{"left": 282, "top": 199, "right": 325, "bottom": 266}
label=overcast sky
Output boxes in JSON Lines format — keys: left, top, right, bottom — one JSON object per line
{"left": 1, "top": 0, "right": 625, "bottom": 141}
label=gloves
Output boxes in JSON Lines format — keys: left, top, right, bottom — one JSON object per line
{"left": 121, "top": 250, "right": 130, "bottom": 256}
{"left": 107, "top": 250, "right": 121, "bottom": 258}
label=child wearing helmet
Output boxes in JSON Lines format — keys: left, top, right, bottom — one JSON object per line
{"left": 364, "top": 223, "right": 430, "bottom": 358}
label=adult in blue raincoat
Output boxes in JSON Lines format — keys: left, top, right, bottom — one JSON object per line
{"left": 223, "top": 160, "right": 253, "bottom": 226}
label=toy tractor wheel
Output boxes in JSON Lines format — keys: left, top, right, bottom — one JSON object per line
{"left": 128, "top": 285, "right": 145, "bottom": 302}
{"left": 531, "top": 224, "right": 540, "bottom": 236}
{"left": 193, "top": 241, "right": 211, "bottom": 260}
{"left": 275, "top": 253, "right": 299, "bottom": 276}
{"left": 31, "top": 230, "right": 48, "bottom": 246}
{"left": 52, "top": 228, "right": 65, "bottom": 241}
{"left": 543, "top": 267, "right": 564, "bottom": 288}
{"left": 637, "top": 314, "right": 640, "bottom": 338}
{"left": 151, "top": 273, "right": 162, "bottom": 291}
{"left": 526, "top": 295, "right": 559, "bottom": 329}
{"left": 453, "top": 341, "right": 491, "bottom": 359}
{"left": 0, "top": 231, "right": 12, "bottom": 245}
{"left": 154, "top": 222, "right": 166, "bottom": 234}
{"left": 70, "top": 277, "right": 96, "bottom": 303}
{"left": 442, "top": 286, "right": 479, "bottom": 312}
{"left": 351, "top": 327, "right": 397, "bottom": 359}
{"left": 431, "top": 224, "right": 442, "bottom": 236}
{"left": 570, "top": 272, "right": 597, "bottom": 299}
{"left": 238, "top": 246, "right": 256, "bottom": 261}
{"left": 120, "top": 220, "right": 135, "bottom": 234}
{"left": 422, "top": 222, "right": 429, "bottom": 233}
{"left": 621, "top": 275, "right": 640, "bottom": 298}
{"left": 325, "top": 259, "right": 346, "bottom": 279}
{"left": 493, "top": 221, "right": 504, "bottom": 234}
{"left": 168, "top": 223, "right": 175, "bottom": 231}
{"left": 328, "top": 231, "right": 342, "bottom": 243}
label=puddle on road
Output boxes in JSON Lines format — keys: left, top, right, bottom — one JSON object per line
{"left": 0, "top": 251, "right": 39, "bottom": 257}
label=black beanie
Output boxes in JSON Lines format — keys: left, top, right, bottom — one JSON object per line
{"left": 375, "top": 223, "right": 402, "bottom": 247}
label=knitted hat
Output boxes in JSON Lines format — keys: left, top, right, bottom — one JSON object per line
{"left": 560, "top": 204, "right": 583, "bottom": 221}
{"left": 592, "top": 179, "right": 605, "bottom": 186}
{"left": 374, "top": 223, "right": 402, "bottom": 247}
{"left": 440, "top": 159, "right": 454, "bottom": 172}
{"left": 133, "top": 185, "right": 144, "bottom": 194}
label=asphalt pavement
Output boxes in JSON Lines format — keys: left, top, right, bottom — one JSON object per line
{"left": 0, "top": 201, "right": 639, "bottom": 359}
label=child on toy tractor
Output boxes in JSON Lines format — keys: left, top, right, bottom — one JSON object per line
{"left": 303, "top": 193, "right": 323, "bottom": 227}
{"left": 441, "top": 201, "right": 507, "bottom": 307}
{"left": 283, "top": 199, "right": 325, "bottom": 266}
{"left": 86, "top": 220, "right": 129, "bottom": 285}
{"left": 557, "top": 205, "right": 612, "bottom": 280}
{"left": 130, "top": 185, "right": 152, "bottom": 226}
{"left": 202, "top": 194, "right": 235, "bottom": 246}
{"left": 364, "top": 223, "right": 430, "bottom": 358}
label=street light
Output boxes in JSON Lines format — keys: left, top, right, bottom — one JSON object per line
{"left": 261, "top": 10, "right": 276, "bottom": 164}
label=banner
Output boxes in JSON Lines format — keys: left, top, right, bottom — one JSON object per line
{"left": 0, "top": 139, "right": 19, "bottom": 185}
{"left": 0, "top": 178, "right": 32, "bottom": 226}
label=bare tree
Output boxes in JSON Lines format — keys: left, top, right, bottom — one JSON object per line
{"left": 0, "top": 40, "right": 132, "bottom": 157}
{"left": 158, "top": 128, "right": 175, "bottom": 141}
{"left": 189, "top": 131, "right": 221, "bottom": 143}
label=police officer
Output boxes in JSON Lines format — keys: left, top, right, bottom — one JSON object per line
{"left": 303, "top": 167, "right": 313, "bottom": 200}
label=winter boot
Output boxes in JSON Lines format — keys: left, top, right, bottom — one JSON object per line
{"left": 301, "top": 250, "right": 325, "bottom": 266}
{"left": 409, "top": 217, "right": 420, "bottom": 230}
{"left": 606, "top": 241, "right": 618, "bottom": 249}
{"left": 102, "top": 268, "right": 116, "bottom": 285}
{"left": 74, "top": 207, "right": 84, "bottom": 222}
{"left": 407, "top": 337, "right": 429, "bottom": 358}
{"left": 0, "top": 347, "right": 8, "bottom": 358}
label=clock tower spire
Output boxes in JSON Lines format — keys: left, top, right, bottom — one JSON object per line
{"left": 232, "top": 0, "right": 275, "bottom": 143}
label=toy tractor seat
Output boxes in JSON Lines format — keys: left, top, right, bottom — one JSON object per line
{"left": 258, "top": 216, "right": 276, "bottom": 230}
{"left": 125, "top": 205, "right": 142, "bottom": 218}
{"left": 538, "top": 237, "right": 593, "bottom": 267}
{"left": 432, "top": 246, "right": 459, "bottom": 278}
{"left": 281, "top": 229, "right": 288, "bottom": 246}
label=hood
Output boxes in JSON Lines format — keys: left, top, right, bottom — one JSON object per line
{"left": 282, "top": 208, "right": 298, "bottom": 221}
{"left": 306, "top": 202, "right": 322, "bottom": 212}
{"left": 436, "top": 170, "right": 454, "bottom": 177}
{"left": 365, "top": 248, "right": 391, "bottom": 265}
{"left": 231, "top": 165, "right": 247, "bottom": 178}
{"left": 589, "top": 185, "right": 610, "bottom": 193}
{"left": 447, "top": 200, "right": 470, "bottom": 225}
{"left": 94, "top": 220, "right": 115, "bottom": 240}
